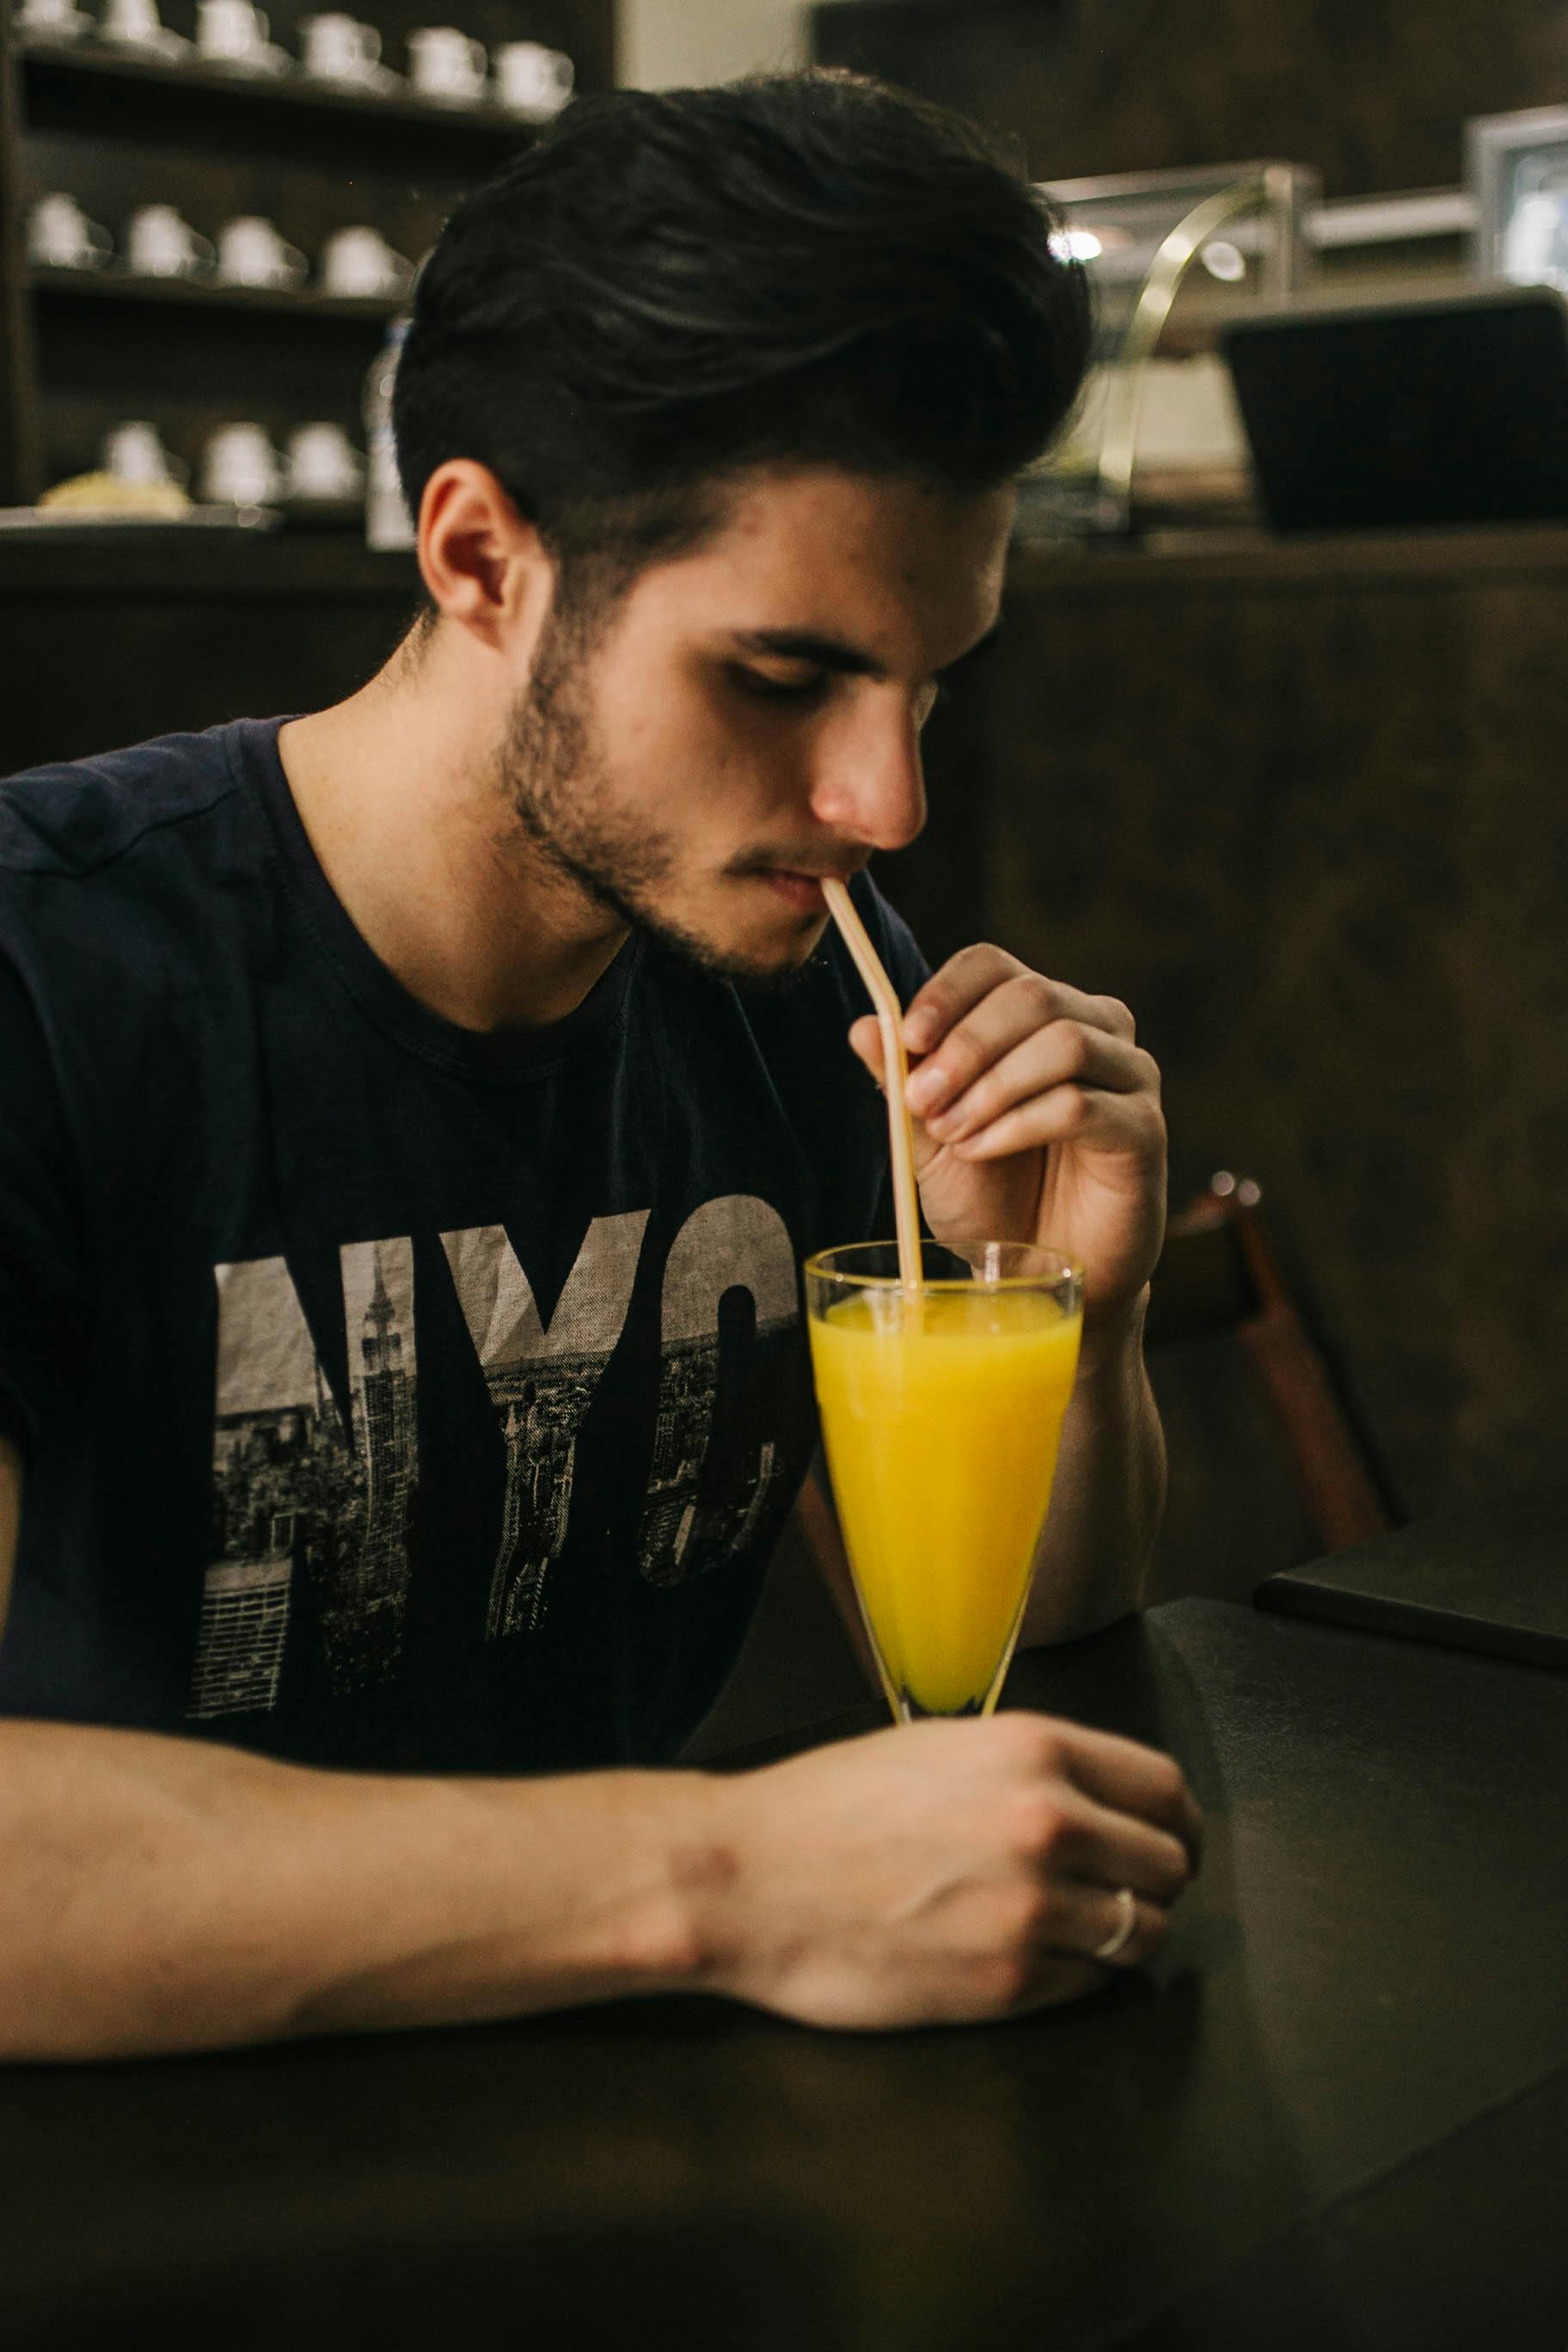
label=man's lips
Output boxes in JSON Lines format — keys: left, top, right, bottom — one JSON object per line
{"left": 758, "top": 871, "right": 830, "bottom": 911}
{"left": 748, "top": 864, "right": 866, "bottom": 913}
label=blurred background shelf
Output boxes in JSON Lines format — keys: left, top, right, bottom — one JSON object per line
{"left": 0, "top": 0, "right": 614, "bottom": 506}
{"left": 28, "top": 262, "right": 405, "bottom": 318}
{"left": 19, "top": 36, "right": 543, "bottom": 157}
{"left": 0, "top": 528, "right": 418, "bottom": 588}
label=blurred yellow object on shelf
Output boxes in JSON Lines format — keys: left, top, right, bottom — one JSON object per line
{"left": 38, "top": 472, "right": 190, "bottom": 516}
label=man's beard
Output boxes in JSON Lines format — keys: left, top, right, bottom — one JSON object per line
{"left": 497, "top": 609, "right": 822, "bottom": 996}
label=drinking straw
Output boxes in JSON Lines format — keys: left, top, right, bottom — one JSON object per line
{"left": 823, "top": 879, "right": 923, "bottom": 1290}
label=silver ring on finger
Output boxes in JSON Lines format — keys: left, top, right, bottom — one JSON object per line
{"left": 1092, "top": 1884, "right": 1138, "bottom": 1963}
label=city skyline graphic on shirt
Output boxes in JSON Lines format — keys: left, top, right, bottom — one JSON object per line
{"left": 636, "top": 1194, "right": 799, "bottom": 1588}
{"left": 194, "top": 1240, "right": 418, "bottom": 1718}
{"left": 187, "top": 1194, "right": 801, "bottom": 1719}
{"left": 441, "top": 1210, "right": 650, "bottom": 1640}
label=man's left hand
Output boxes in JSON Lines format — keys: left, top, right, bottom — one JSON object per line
{"left": 848, "top": 944, "right": 1167, "bottom": 1346}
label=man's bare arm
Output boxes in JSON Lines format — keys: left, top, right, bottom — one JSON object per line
{"left": 0, "top": 1432, "right": 708, "bottom": 2057}
{"left": 1015, "top": 1295, "right": 1165, "bottom": 1649}
{"left": 0, "top": 1437, "right": 1195, "bottom": 2061}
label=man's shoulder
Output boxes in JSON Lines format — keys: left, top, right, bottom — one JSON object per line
{"left": 0, "top": 719, "right": 266, "bottom": 883}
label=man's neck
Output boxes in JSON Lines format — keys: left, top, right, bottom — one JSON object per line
{"left": 277, "top": 635, "right": 628, "bottom": 1034}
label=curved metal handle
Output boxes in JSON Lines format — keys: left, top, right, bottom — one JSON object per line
{"left": 1097, "top": 168, "right": 1294, "bottom": 512}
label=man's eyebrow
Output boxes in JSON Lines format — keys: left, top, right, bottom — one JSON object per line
{"left": 728, "top": 628, "right": 889, "bottom": 678}
{"left": 726, "top": 619, "right": 1004, "bottom": 679}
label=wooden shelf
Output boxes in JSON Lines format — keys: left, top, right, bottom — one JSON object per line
{"left": 19, "top": 38, "right": 542, "bottom": 160}
{"left": 1008, "top": 518, "right": 1568, "bottom": 591}
{"left": 0, "top": 528, "right": 418, "bottom": 594}
{"left": 28, "top": 265, "right": 402, "bottom": 323}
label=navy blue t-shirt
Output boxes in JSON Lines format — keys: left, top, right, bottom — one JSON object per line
{"left": 0, "top": 718, "right": 925, "bottom": 1773}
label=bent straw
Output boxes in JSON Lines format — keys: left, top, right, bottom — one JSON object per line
{"left": 823, "top": 879, "right": 923, "bottom": 1290}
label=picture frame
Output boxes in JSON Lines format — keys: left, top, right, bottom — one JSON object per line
{"left": 1467, "top": 105, "right": 1568, "bottom": 291}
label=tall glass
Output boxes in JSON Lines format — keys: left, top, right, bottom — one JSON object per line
{"left": 805, "top": 1240, "right": 1084, "bottom": 1723}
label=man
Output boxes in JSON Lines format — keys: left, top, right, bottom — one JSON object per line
{"left": 0, "top": 70, "right": 1198, "bottom": 2060}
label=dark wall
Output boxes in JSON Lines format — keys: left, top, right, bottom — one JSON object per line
{"left": 0, "top": 542, "right": 419, "bottom": 775}
{"left": 959, "top": 530, "right": 1568, "bottom": 1554}
{"left": 813, "top": 0, "right": 1568, "bottom": 194}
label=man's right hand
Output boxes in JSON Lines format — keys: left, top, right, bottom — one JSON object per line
{"left": 704, "top": 1712, "right": 1201, "bottom": 2029}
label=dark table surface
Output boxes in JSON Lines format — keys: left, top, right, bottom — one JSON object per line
{"left": 3, "top": 1596, "right": 1565, "bottom": 2352}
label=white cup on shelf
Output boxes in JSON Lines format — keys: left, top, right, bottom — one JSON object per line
{"left": 298, "top": 11, "right": 387, "bottom": 84}
{"left": 28, "top": 193, "right": 113, "bottom": 271}
{"left": 125, "top": 203, "right": 215, "bottom": 279}
{"left": 194, "top": 0, "right": 287, "bottom": 70}
{"left": 319, "top": 224, "right": 414, "bottom": 298}
{"left": 493, "top": 40, "right": 573, "bottom": 119}
{"left": 285, "top": 422, "right": 365, "bottom": 500}
{"left": 98, "top": 0, "right": 189, "bottom": 54}
{"left": 407, "top": 24, "right": 487, "bottom": 102}
{"left": 201, "top": 423, "right": 284, "bottom": 505}
{"left": 215, "top": 215, "right": 308, "bottom": 290}
{"left": 15, "top": 0, "right": 95, "bottom": 44}
{"left": 104, "top": 420, "right": 187, "bottom": 487}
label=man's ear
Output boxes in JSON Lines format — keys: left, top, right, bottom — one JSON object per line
{"left": 417, "top": 460, "right": 554, "bottom": 653}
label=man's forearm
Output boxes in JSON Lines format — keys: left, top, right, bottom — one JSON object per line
{"left": 0, "top": 1721, "right": 725, "bottom": 2061}
{"left": 1018, "top": 1289, "right": 1165, "bottom": 1647}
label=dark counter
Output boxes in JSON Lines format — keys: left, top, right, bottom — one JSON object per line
{"left": 3, "top": 1596, "right": 1564, "bottom": 2349}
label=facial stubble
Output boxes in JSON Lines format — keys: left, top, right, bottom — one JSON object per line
{"left": 499, "top": 606, "right": 824, "bottom": 995}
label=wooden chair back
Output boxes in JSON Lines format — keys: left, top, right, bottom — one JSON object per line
{"left": 1147, "top": 1173, "right": 1401, "bottom": 1553}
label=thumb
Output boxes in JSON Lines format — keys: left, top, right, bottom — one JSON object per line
{"left": 848, "top": 1014, "right": 887, "bottom": 1087}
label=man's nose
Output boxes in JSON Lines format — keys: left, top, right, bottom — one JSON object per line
{"left": 809, "top": 705, "right": 928, "bottom": 854}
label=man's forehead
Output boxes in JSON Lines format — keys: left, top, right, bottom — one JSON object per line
{"left": 714, "top": 462, "right": 1012, "bottom": 554}
{"left": 659, "top": 465, "right": 1012, "bottom": 658}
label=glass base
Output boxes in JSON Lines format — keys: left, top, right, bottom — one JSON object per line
{"left": 878, "top": 1617, "right": 1027, "bottom": 1724}
{"left": 894, "top": 1693, "right": 987, "bottom": 1723}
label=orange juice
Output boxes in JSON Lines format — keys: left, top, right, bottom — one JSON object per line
{"left": 809, "top": 1287, "right": 1081, "bottom": 1717}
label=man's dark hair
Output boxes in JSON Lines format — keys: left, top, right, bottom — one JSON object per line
{"left": 394, "top": 69, "right": 1090, "bottom": 613}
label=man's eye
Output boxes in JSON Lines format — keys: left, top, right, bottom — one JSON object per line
{"left": 730, "top": 666, "right": 830, "bottom": 705}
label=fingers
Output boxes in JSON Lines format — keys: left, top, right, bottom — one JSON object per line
{"left": 1040, "top": 1879, "right": 1169, "bottom": 1974}
{"left": 915, "top": 1023, "right": 1159, "bottom": 1159}
{"left": 903, "top": 972, "right": 1155, "bottom": 1131}
{"left": 1014, "top": 1953, "right": 1122, "bottom": 2012}
{"left": 903, "top": 946, "right": 1136, "bottom": 1062}
{"left": 847, "top": 1013, "right": 889, "bottom": 1087}
{"left": 850, "top": 965, "right": 1152, "bottom": 1166}
{"left": 1056, "top": 1722, "right": 1205, "bottom": 1863}
{"left": 1062, "top": 1799, "right": 1195, "bottom": 1908}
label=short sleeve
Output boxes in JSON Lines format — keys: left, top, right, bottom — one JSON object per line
{"left": 0, "top": 952, "right": 89, "bottom": 1457}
